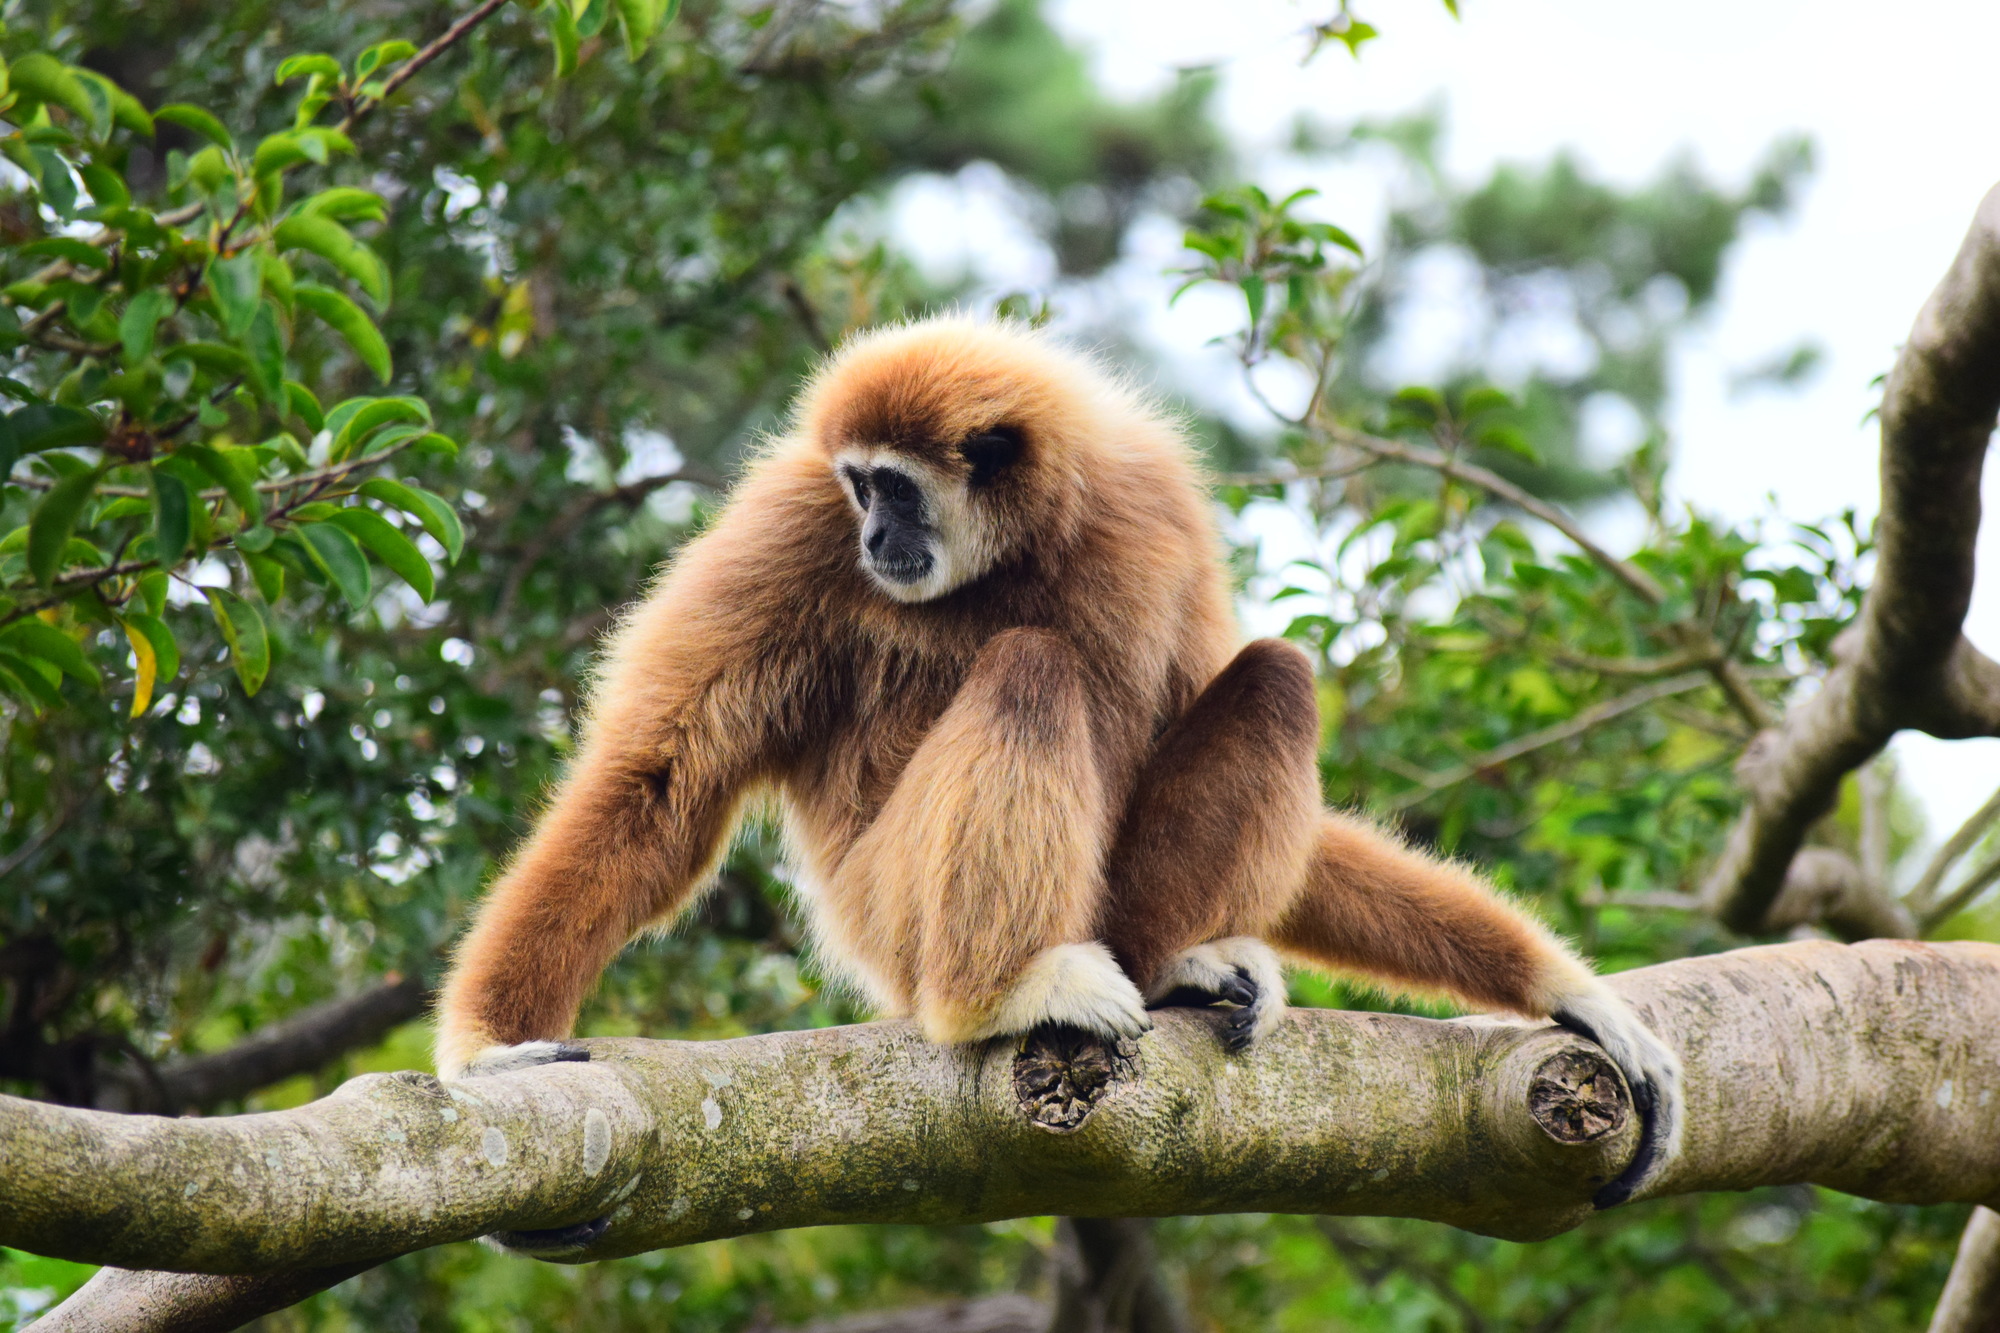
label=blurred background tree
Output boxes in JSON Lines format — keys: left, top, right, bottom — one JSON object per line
{"left": 0, "top": 0, "right": 1984, "bottom": 1330}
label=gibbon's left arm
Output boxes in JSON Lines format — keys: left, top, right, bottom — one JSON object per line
{"left": 1271, "top": 814, "right": 1683, "bottom": 1207}
{"left": 433, "top": 557, "right": 790, "bottom": 1080}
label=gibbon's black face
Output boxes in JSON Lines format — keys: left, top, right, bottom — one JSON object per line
{"left": 833, "top": 428, "right": 1023, "bottom": 603}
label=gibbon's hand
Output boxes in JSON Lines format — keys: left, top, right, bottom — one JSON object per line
{"left": 1144, "top": 937, "right": 1288, "bottom": 1053}
{"left": 1551, "top": 985, "right": 1684, "bottom": 1208}
{"left": 450, "top": 1039, "right": 592, "bottom": 1080}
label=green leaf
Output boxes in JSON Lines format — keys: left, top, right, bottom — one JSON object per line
{"left": 118, "top": 287, "right": 173, "bottom": 365}
{"left": 79, "top": 163, "right": 132, "bottom": 212}
{"left": 27, "top": 467, "right": 99, "bottom": 586}
{"left": 325, "top": 507, "right": 434, "bottom": 600}
{"left": 154, "top": 103, "right": 232, "bottom": 150}
{"left": 358, "top": 479, "right": 463, "bottom": 563}
{"left": 282, "top": 381, "right": 324, "bottom": 432}
{"left": 294, "top": 187, "right": 386, "bottom": 224}
{"left": 333, "top": 396, "right": 429, "bottom": 456}
{"left": 209, "top": 252, "right": 263, "bottom": 338}
{"left": 273, "top": 212, "right": 388, "bottom": 306}
{"left": 181, "top": 443, "right": 263, "bottom": 522}
{"left": 0, "top": 621, "right": 101, "bottom": 686}
{"left": 1240, "top": 276, "right": 1266, "bottom": 328}
{"left": 275, "top": 53, "right": 343, "bottom": 86}
{"left": 296, "top": 519, "right": 372, "bottom": 611}
{"left": 73, "top": 68, "right": 153, "bottom": 138}
{"left": 575, "top": 0, "right": 611, "bottom": 38}
{"left": 19, "top": 237, "right": 108, "bottom": 268}
{"left": 161, "top": 341, "right": 250, "bottom": 381}
{"left": 121, "top": 611, "right": 180, "bottom": 684}
{"left": 203, "top": 587, "right": 270, "bottom": 694}
{"left": 614, "top": 0, "right": 666, "bottom": 59}
{"left": 0, "top": 404, "right": 104, "bottom": 475}
{"left": 241, "top": 548, "right": 285, "bottom": 602}
{"left": 355, "top": 40, "right": 417, "bottom": 83}
{"left": 0, "top": 652, "right": 63, "bottom": 710}
{"left": 150, "top": 467, "right": 192, "bottom": 565}
{"left": 242, "top": 301, "right": 285, "bottom": 403}
{"left": 295, "top": 282, "right": 391, "bottom": 383}
{"left": 10, "top": 54, "right": 96, "bottom": 127}
{"left": 544, "top": 0, "right": 582, "bottom": 76}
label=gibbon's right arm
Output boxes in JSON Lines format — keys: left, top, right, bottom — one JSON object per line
{"left": 433, "top": 543, "right": 788, "bottom": 1080}
{"left": 1273, "top": 815, "right": 1683, "bottom": 1208}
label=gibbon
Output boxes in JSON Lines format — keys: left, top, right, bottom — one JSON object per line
{"left": 435, "top": 316, "right": 1682, "bottom": 1207}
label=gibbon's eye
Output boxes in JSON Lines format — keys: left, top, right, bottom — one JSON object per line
{"left": 961, "top": 426, "right": 1023, "bottom": 488}
{"left": 844, "top": 467, "right": 871, "bottom": 506}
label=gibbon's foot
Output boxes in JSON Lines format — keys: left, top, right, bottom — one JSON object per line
{"left": 487, "top": 1214, "right": 613, "bottom": 1257}
{"left": 1144, "top": 936, "right": 1287, "bottom": 1053}
{"left": 965, "top": 942, "right": 1153, "bottom": 1043}
{"left": 1551, "top": 986, "right": 1685, "bottom": 1209}
{"left": 455, "top": 1040, "right": 592, "bottom": 1079}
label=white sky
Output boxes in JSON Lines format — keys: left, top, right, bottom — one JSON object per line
{"left": 1026, "top": 0, "right": 2000, "bottom": 843}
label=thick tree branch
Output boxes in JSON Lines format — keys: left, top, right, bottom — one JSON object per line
{"left": 1705, "top": 184, "right": 2000, "bottom": 932}
{"left": 97, "top": 974, "right": 430, "bottom": 1114}
{"left": 11, "top": 940, "right": 2000, "bottom": 1333}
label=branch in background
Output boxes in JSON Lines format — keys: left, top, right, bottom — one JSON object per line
{"left": 791, "top": 1294, "right": 1051, "bottom": 1333}
{"left": 97, "top": 974, "right": 430, "bottom": 1114}
{"left": 1909, "top": 780, "right": 2000, "bottom": 917}
{"left": 1048, "top": 1219, "right": 1191, "bottom": 1333}
{"left": 1234, "top": 432, "right": 1778, "bottom": 732}
{"left": 1930, "top": 1208, "right": 2000, "bottom": 1333}
{"left": 1704, "top": 184, "right": 2000, "bottom": 933}
{"left": 492, "top": 469, "right": 722, "bottom": 625}
{"left": 18, "top": 940, "right": 2000, "bottom": 1333}
{"left": 1384, "top": 671, "right": 1712, "bottom": 811}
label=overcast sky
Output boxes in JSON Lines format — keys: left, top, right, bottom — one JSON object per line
{"left": 1031, "top": 0, "right": 2000, "bottom": 844}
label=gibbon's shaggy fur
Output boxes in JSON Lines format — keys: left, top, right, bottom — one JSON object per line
{"left": 435, "top": 316, "right": 1682, "bottom": 1206}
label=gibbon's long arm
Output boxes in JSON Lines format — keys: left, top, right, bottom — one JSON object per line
{"left": 1272, "top": 817, "right": 1683, "bottom": 1207}
{"left": 434, "top": 571, "right": 786, "bottom": 1079}
{"left": 836, "top": 627, "right": 1146, "bottom": 1044}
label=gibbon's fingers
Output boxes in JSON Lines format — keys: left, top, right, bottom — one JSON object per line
{"left": 1144, "top": 936, "right": 1288, "bottom": 1051}
{"left": 964, "top": 942, "right": 1152, "bottom": 1042}
{"left": 1551, "top": 984, "right": 1685, "bottom": 1208}
{"left": 450, "top": 1040, "right": 592, "bottom": 1081}
{"left": 486, "top": 1215, "right": 613, "bottom": 1257}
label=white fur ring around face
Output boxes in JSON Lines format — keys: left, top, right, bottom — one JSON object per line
{"left": 1145, "top": 936, "right": 1288, "bottom": 1052}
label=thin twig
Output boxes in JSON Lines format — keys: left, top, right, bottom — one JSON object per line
{"left": 1385, "top": 671, "right": 1713, "bottom": 811}
{"left": 1908, "top": 780, "right": 2000, "bottom": 915}
{"left": 333, "top": 0, "right": 514, "bottom": 135}
{"left": 1921, "top": 854, "right": 2000, "bottom": 933}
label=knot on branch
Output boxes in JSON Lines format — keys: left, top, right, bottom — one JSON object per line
{"left": 1527, "top": 1049, "right": 1628, "bottom": 1144}
{"left": 1012, "top": 1025, "right": 1138, "bottom": 1133}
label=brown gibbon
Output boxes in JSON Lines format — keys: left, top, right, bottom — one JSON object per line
{"left": 435, "top": 316, "right": 1682, "bottom": 1209}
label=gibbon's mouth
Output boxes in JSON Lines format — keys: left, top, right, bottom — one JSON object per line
{"left": 865, "top": 544, "right": 936, "bottom": 586}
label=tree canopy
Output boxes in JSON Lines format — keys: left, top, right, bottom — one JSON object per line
{"left": 3, "top": 2, "right": 1998, "bottom": 1330}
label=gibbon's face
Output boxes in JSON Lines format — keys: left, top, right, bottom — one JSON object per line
{"left": 831, "top": 427, "right": 1024, "bottom": 603}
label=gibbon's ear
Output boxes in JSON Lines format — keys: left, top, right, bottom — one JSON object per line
{"left": 961, "top": 426, "right": 1024, "bottom": 488}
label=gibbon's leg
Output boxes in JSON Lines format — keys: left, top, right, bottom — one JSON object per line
{"left": 1097, "top": 639, "right": 1323, "bottom": 1051}
{"left": 433, "top": 703, "right": 756, "bottom": 1080}
{"left": 842, "top": 626, "right": 1148, "bottom": 1045}
{"left": 1270, "top": 816, "right": 1684, "bottom": 1208}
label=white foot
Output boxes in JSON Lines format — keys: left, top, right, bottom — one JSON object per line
{"left": 1145, "top": 936, "right": 1287, "bottom": 1051}
{"left": 1551, "top": 983, "right": 1684, "bottom": 1207}
{"left": 451, "top": 1040, "right": 591, "bottom": 1079}
{"left": 964, "top": 942, "right": 1152, "bottom": 1042}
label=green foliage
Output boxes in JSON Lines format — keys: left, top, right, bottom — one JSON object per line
{"left": 0, "top": 2, "right": 1976, "bottom": 1330}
